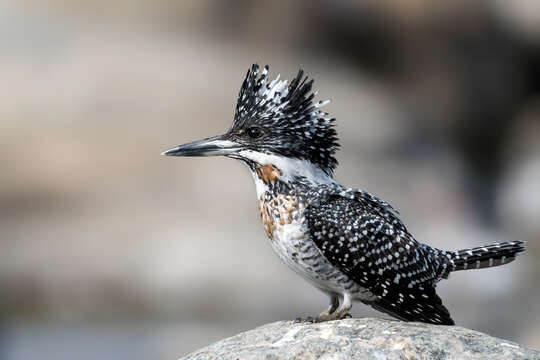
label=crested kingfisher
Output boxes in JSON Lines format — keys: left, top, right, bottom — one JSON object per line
{"left": 163, "top": 64, "right": 525, "bottom": 325}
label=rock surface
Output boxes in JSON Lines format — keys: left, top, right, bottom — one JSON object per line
{"left": 179, "top": 318, "right": 540, "bottom": 360}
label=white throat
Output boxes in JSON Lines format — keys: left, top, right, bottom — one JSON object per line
{"left": 237, "top": 150, "right": 336, "bottom": 195}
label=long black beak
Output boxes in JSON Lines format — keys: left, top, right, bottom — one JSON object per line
{"left": 161, "top": 134, "right": 242, "bottom": 157}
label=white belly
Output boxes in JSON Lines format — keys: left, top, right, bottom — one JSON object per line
{"left": 270, "top": 219, "right": 350, "bottom": 294}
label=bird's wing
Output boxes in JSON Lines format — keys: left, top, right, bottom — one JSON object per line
{"left": 304, "top": 186, "right": 454, "bottom": 325}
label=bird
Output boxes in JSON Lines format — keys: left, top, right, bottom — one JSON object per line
{"left": 162, "top": 64, "right": 525, "bottom": 325}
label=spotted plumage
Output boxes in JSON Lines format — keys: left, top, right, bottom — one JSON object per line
{"left": 163, "top": 64, "right": 526, "bottom": 325}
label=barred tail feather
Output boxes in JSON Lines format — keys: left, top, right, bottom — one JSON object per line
{"left": 450, "top": 241, "right": 525, "bottom": 272}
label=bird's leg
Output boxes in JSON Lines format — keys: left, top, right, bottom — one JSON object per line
{"left": 315, "top": 293, "right": 352, "bottom": 322}
{"left": 317, "top": 294, "right": 340, "bottom": 318}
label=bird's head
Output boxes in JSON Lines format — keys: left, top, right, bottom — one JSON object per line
{"left": 163, "top": 64, "right": 339, "bottom": 184}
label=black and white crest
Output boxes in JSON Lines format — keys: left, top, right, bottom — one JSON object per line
{"left": 227, "top": 64, "right": 340, "bottom": 175}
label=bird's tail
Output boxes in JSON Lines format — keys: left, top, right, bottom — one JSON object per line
{"left": 448, "top": 241, "right": 525, "bottom": 272}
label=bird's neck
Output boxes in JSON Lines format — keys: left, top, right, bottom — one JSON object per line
{"left": 237, "top": 150, "right": 336, "bottom": 197}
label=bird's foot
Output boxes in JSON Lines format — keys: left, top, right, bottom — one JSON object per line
{"left": 314, "top": 311, "right": 352, "bottom": 323}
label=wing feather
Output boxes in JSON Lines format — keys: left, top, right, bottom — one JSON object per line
{"left": 305, "top": 187, "right": 454, "bottom": 325}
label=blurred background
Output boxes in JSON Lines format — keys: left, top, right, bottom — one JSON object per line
{"left": 1, "top": 0, "right": 540, "bottom": 358}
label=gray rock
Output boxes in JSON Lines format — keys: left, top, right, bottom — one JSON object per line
{"left": 179, "top": 318, "right": 540, "bottom": 360}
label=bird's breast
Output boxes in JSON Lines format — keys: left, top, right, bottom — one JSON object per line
{"left": 258, "top": 192, "right": 318, "bottom": 278}
{"left": 252, "top": 164, "right": 353, "bottom": 293}
{"left": 258, "top": 193, "right": 306, "bottom": 241}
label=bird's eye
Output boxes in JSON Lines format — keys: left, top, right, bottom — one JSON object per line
{"left": 247, "top": 127, "right": 262, "bottom": 139}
